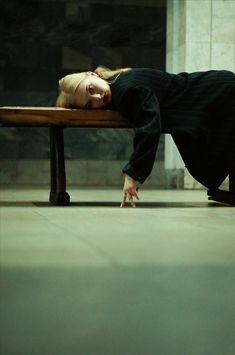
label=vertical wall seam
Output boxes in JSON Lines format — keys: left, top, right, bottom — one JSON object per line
{"left": 184, "top": 0, "right": 187, "bottom": 69}
{"left": 183, "top": 0, "right": 186, "bottom": 69}
{"left": 209, "top": 0, "right": 212, "bottom": 69}
{"left": 234, "top": 0, "right": 235, "bottom": 72}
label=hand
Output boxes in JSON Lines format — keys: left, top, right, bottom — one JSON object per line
{"left": 120, "top": 174, "right": 140, "bottom": 208}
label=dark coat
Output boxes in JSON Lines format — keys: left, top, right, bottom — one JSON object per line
{"left": 110, "top": 68, "right": 235, "bottom": 189}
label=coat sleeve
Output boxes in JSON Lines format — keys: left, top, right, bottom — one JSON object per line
{"left": 119, "top": 86, "right": 161, "bottom": 183}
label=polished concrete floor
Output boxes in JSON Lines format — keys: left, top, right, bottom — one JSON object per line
{"left": 0, "top": 186, "right": 235, "bottom": 355}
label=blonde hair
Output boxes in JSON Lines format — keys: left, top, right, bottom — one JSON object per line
{"left": 56, "top": 72, "right": 87, "bottom": 108}
{"left": 56, "top": 65, "right": 131, "bottom": 108}
{"left": 94, "top": 65, "right": 131, "bottom": 84}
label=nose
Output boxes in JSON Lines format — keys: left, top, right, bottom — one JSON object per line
{"left": 91, "top": 93, "right": 104, "bottom": 103}
{"left": 89, "top": 91, "right": 106, "bottom": 107}
{"left": 93, "top": 93, "right": 103, "bottom": 99}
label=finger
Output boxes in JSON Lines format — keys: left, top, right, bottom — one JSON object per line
{"left": 120, "top": 198, "right": 126, "bottom": 208}
{"left": 120, "top": 199, "right": 125, "bottom": 208}
{"left": 128, "top": 193, "right": 136, "bottom": 208}
{"left": 120, "top": 193, "right": 127, "bottom": 208}
{"left": 133, "top": 190, "right": 140, "bottom": 200}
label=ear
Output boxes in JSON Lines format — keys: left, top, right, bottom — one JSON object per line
{"left": 86, "top": 71, "right": 99, "bottom": 77}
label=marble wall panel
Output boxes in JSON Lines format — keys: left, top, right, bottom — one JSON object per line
{"left": 0, "top": 69, "right": 3, "bottom": 91}
{"left": 62, "top": 47, "right": 92, "bottom": 70}
{"left": 16, "top": 160, "right": 50, "bottom": 185}
{"left": 3, "top": 69, "right": 58, "bottom": 92}
{"left": 122, "top": 47, "right": 166, "bottom": 69}
{"left": 165, "top": 168, "right": 184, "bottom": 189}
{"left": 184, "top": 169, "right": 205, "bottom": 190}
{"left": 91, "top": 47, "right": 123, "bottom": 70}
{"left": 0, "top": 141, "right": 20, "bottom": 159}
{"left": 171, "top": 44, "right": 186, "bottom": 73}
{"left": 212, "top": 9, "right": 235, "bottom": 44}
{"left": 66, "top": 2, "right": 81, "bottom": 17}
{"left": 167, "top": 0, "right": 186, "bottom": 53}
{"left": 185, "top": 0, "right": 211, "bottom": 43}
{"left": 106, "top": 161, "right": 126, "bottom": 185}
{"left": 164, "top": 135, "right": 184, "bottom": 170}
{"left": 166, "top": 0, "right": 173, "bottom": 39}
{"left": 146, "top": 161, "right": 166, "bottom": 187}
{"left": 166, "top": 51, "right": 173, "bottom": 72}
{"left": 0, "top": 159, "right": 166, "bottom": 187}
{"left": 165, "top": 0, "right": 186, "bottom": 187}
{"left": 211, "top": 0, "right": 235, "bottom": 72}
{"left": 86, "top": 160, "right": 109, "bottom": 185}
{"left": 0, "top": 160, "right": 49, "bottom": 185}
{"left": 212, "top": 0, "right": 235, "bottom": 20}
{"left": 66, "top": 160, "right": 88, "bottom": 185}
{"left": 0, "top": 160, "right": 19, "bottom": 184}
{"left": 0, "top": 91, "right": 57, "bottom": 107}
{"left": 211, "top": 43, "right": 235, "bottom": 71}
{"left": 185, "top": 42, "right": 211, "bottom": 72}
{"left": 0, "top": 127, "right": 49, "bottom": 162}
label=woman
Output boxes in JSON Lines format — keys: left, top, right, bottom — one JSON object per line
{"left": 56, "top": 66, "right": 235, "bottom": 207}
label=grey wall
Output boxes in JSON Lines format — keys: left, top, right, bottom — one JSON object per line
{"left": 166, "top": 0, "right": 234, "bottom": 190}
{"left": 0, "top": 0, "right": 166, "bottom": 186}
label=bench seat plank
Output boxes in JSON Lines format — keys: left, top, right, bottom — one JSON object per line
{"left": 0, "top": 106, "right": 131, "bottom": 128}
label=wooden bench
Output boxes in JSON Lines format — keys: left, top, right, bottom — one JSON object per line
{"left": 0, "top": 106, "right": 234, "bottom": 206}
{"left": 0, "top": 107, "right": 130, "bottom": 205}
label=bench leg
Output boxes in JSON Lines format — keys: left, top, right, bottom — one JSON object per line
{"left": 207, "top": 162, "right": 235, "bottom": 205}
{"left": 49, "top": 127, "right": 70, "bottom": 206}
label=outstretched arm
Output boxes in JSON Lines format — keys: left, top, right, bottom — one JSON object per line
{"left": 118, "top": 86, "right": 161, "bottom": 207}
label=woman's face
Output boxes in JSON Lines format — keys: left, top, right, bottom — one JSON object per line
{"left": 73, "top": 72, "right": 111, "bottom": 109}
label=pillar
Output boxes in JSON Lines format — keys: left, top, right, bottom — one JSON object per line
{"left": 165, "top": 0, "right": 235, "bottom": 189}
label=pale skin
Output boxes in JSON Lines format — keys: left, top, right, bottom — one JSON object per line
{"left": 120, "top": 174, "right": 140, "bottom": 208}
{"left": 69, "top": 71, "right": 140, "bottom": 208}
{"left": 73, "top": 71, "right": 112, "bottom": 109}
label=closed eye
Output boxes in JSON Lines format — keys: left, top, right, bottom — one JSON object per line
{"left": 88, "top": 84, "right": 94, "bottom": 95}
